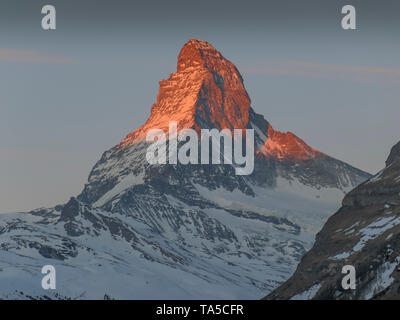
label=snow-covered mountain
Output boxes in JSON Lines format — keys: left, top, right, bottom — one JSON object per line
{"left": 0, "top": 39, "right": 371, "bottom": 300}
{"left": 266, "top": 140, "right": 400, "bottom": 300}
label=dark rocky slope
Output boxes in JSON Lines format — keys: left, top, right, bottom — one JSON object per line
{"left": 266, "top": 141, "right": 400, "bottom": 300}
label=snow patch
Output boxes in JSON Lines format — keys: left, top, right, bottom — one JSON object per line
{"left": 290, "top": 283, "right": 322, "bottom": 300}
{"left": 367, "top": 170, "right": 384, "bottom": 184}
{"left": 93, "top": 173, "right": 144, "bottom": 207}
{"left": 353, "top": 216, "right": 400, "bottom": 252}
{"left": 331, "top": 251, "right": 351, "bottom": 260}
{"left": 363, "top": 261, "right": 396, "bottom": 299}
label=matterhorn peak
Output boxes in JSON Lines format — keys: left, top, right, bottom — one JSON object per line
{"left": 121, "top": 39, "right": 251, "bottom": 146}
{"left": 177, "top": 39, "right": 240, "bottom": 76}
{"left": 177, "top": 39, "right": 221, "bottom": 72}
{"left": 119, "top": 40, "right": 333, "bottom": 165}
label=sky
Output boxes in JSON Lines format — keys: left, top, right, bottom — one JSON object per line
{"left": 0, "top": 0, "right": 399, "bottom": 212}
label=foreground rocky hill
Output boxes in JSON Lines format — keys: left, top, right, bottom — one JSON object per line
{"left": 266, "top": 141, "right": 400, "bottom": 300}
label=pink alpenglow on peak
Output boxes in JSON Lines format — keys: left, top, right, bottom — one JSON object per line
{"left": 262, "top": 125, "right": 325, "bottom": 161}
{"left": 119, "top": 38, "right": 323, "bottom": 163}
{"left": 120, "top": 39, "right": 251, "bottom": 146}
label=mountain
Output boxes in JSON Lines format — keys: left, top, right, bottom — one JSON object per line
{"left": 0, "top": 39, "right": 371, "bottom": 299}
{"left": 266, "top": 140, "right": 400, "bottom": 300}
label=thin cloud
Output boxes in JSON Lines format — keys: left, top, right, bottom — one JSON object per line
{"left": 242, "top": 61, "right": 400, "bottom": 84}
{"left": 0, "top": 48, "right": 77, "bottom": 64}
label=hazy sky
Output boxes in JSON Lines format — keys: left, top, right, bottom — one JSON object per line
{"left": 1, "top": 0, "right": 399, "bottom": 212}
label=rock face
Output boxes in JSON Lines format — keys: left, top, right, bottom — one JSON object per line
{"left": 266, "top": 140, "right": 400, "bottom": 300}
{"left": 121, "top": 39, "right": 250, "bottom": 145}
{"left": 386, "top": 141, "right": 400, "bottom": 167}
{"left": 263, "top": 125, "right": 324, "bottom": 161}
{"left": 0, "top": 39, "right": 370, "bottom": 300}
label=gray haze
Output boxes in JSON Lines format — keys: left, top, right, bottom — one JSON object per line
{"left": 1, "top": 0, "right": 399, "bottom": 212}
